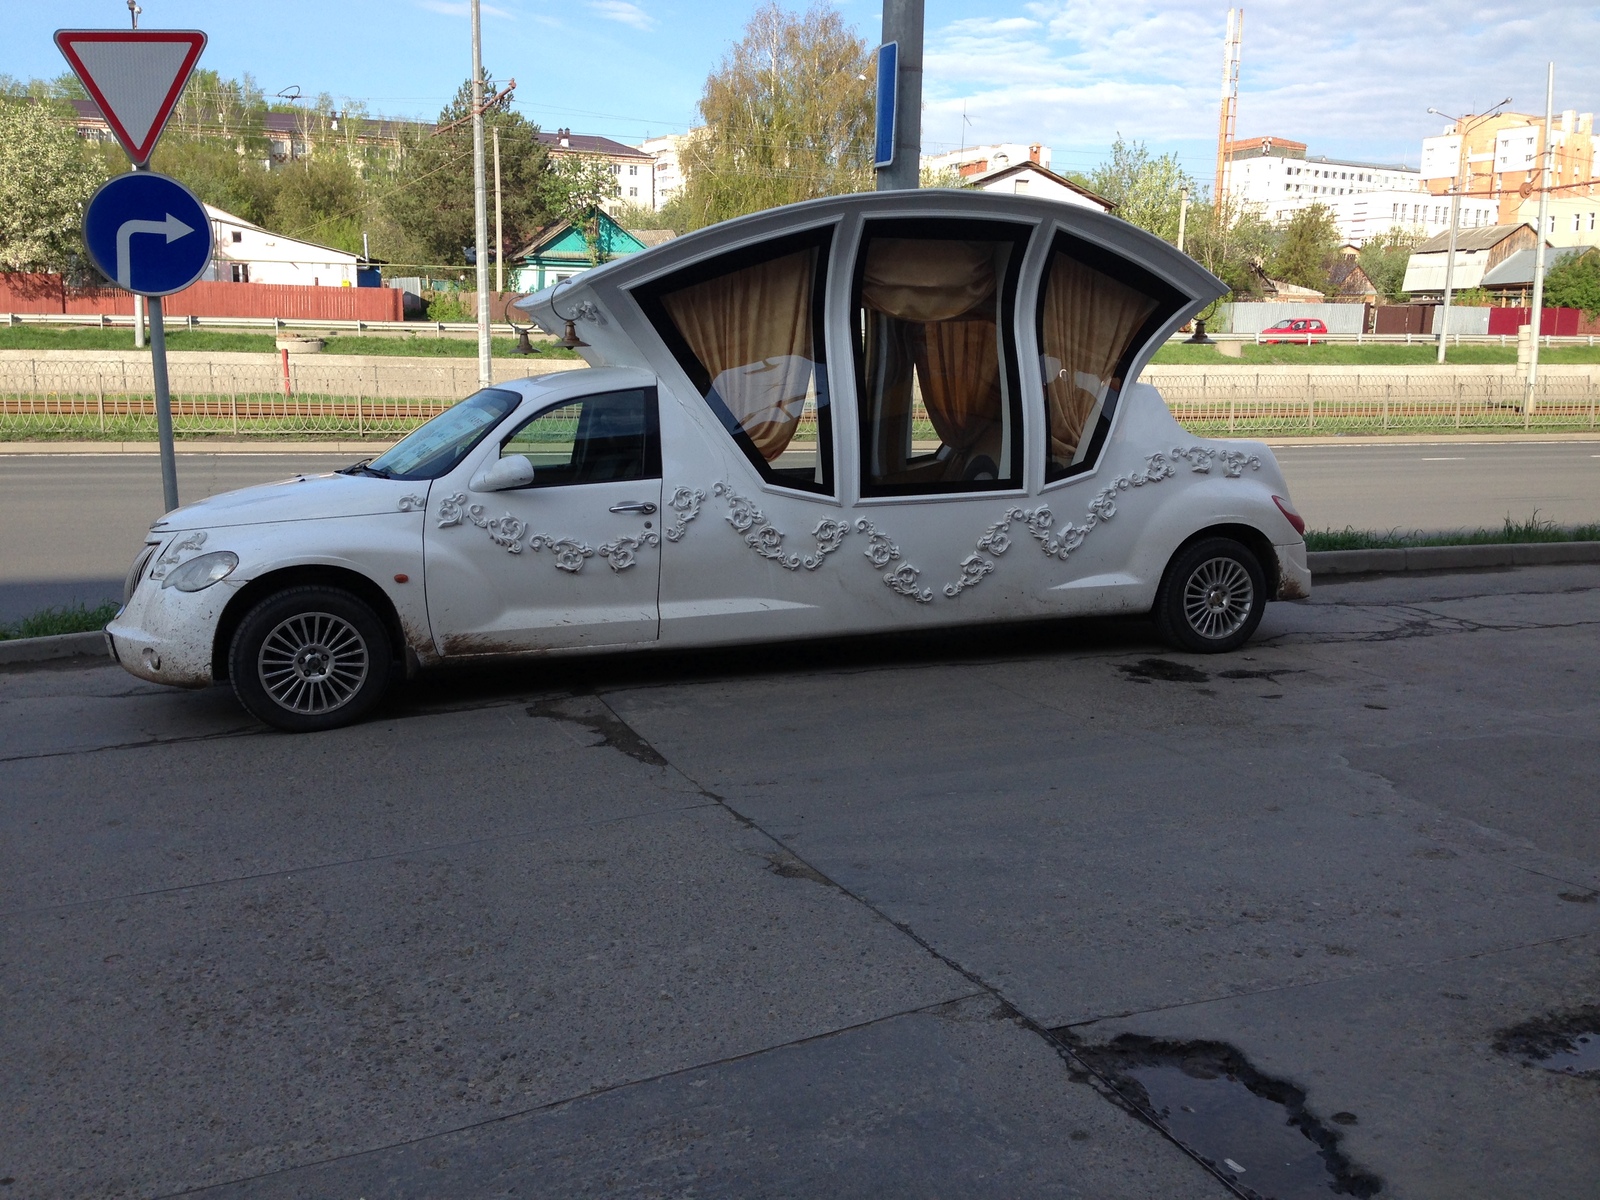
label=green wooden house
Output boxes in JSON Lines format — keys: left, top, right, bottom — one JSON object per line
{"left": 512, "top": 211, "right": 669, "bottom": 292}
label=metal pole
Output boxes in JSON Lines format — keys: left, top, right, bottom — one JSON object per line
{"left": 1177, "top": 186, "right": 1190, "bottom": 254}
{"left": 493, "top": 126, "right": 504, "bottom": 294}
{"left": 133, "top": 293, "right": 145, "bottom": 349}
{"left": 148, "top": 295, "right": 179, "bottom": 511}
{"left": 875, "top": 0, "right": 923, "bottom": 191}
{"left": 470, "top": 0, "right": 492, "bottom": 386}
{"left": 1526, "top": 62, "right": 1554, "bottom": 416}
{"left": 1437, "top": 187, "right": 1461, "bottom": 363}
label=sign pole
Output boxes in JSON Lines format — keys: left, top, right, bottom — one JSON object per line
{"left": 875, "top": 0, "right": 923, "bottom": 190}
{"left": 147, "top": 292, "right": 179, "bottom": 510}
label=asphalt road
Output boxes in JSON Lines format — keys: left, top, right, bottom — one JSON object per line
{"left": 3, "top": 565, "right": 1598, "bottom": 1197}
{"left": 0, "top": 441, "right": 1597, "bottom": 622}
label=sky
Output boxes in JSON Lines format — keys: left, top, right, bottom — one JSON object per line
{"left": 11, "top": 0, "right": 1600, "bottom": 184}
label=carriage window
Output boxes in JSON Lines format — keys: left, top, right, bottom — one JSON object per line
{"left": 1038, "top": 232, "right": 1185, "bottom": 481}
{"left": 852, "top": 219, "right": 1029, "bottom": 496}
{"left": 633, "top": 229, "right": 833, "bottom": 495}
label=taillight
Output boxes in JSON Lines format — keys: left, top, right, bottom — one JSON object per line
{"left": 1273, "top": 495, "right": 1306, "bottom": 536}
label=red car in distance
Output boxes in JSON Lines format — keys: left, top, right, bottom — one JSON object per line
{"left": 1259, "top": 318, "right": 1327, "bottom": 345}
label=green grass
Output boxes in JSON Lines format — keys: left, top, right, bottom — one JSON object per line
{"left": 1150, "top": 342, "right": 1600, "bottom": 366}
{"left": 0, "top": 326, "right": 579, "bottom": 358}
{"left": 1306, "top": 514, "right": 1600, "bottom": 552}
{"left": 0, "top": 600, "right": 120, "bottom": 641}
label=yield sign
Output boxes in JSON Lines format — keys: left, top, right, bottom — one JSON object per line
{"left": 54, "top": 30, "right": 207, "bottom": 166}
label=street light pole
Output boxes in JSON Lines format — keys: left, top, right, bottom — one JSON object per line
{"left": 1427, "top": 99, "right": 1510, "bottom": 365}
{"left": 493, "top": 125, "right": 504, "bottom": 294}
{"left": 876, "top": 0, "right": 923, "bottom": 191}
{"left": 470, "top": 0, "right": 492, "bottom": 387}
{"left": 1526, "top": 63, "right": 1555, "bottom": 417}
{"left": 1177, "top": 186, "right": 1190, "bottom": 254}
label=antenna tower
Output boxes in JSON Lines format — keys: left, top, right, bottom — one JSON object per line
{"left": 1215, "top": 8, "right": 1243, "bottom": 205}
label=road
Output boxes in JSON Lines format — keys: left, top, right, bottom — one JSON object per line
{"left": 0, "top": 441, "right": 1597, "bottom": 621}
{"left": 3, "top": 565, "right": 1598, "bottom": 1197}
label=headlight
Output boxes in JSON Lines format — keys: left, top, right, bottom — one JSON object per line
{"left": 161, "top": 551, "right": 240, "bottom": 592}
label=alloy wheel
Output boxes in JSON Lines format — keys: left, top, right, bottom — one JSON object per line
{"left": 257, "top": 611, "right": 370, "bottom": 715}
{"left": 1182, "top": 556, "right": 1255, "bottom": 641}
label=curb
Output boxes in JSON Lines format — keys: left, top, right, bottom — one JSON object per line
{"left": 1309, "top": 541, "right": 1600, "bottom": 576}
{"left": 0, "top": 630, "right": 108, "bottom": 667}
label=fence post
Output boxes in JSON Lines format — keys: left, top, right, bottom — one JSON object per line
{"left": 1307, "top": 373, "right": 1314, "bottom": 431}
{"left": 1454, "top": 376, "right": 1462, "bottom": 429}
{"left": 1228, "top": 392, "right": 1236, "bottom": 433}
{"left": 1383, "top": 382, "right": 1390, "bottom": 431}
{"left": 356, "top": 375, "right": 364, "bottom": 438}
{"left": 229, "top": 371, "right": 238, "bottom": 436}
{"left": 97, "top": 371, "right": 105, "bottom": 434}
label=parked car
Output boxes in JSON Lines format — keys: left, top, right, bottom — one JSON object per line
{"left": 107, "top": 191, "right": 1310, "bottom": 731}
{"left": 1259, "top": 317, "right": 1328, "bottom": 344}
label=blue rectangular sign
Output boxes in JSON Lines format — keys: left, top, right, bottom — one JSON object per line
{"left": 874, "top": 41, "right": 898, "bottom": 169}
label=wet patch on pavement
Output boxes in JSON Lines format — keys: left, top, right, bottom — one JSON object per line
{"left": 1063, "top": 1033, "right": 1382, "bottom": 1199}
{"left": 1495, "top": 1006, "right": 1600, "bottom": 1078}
{"left": 1119, "top": 658, "right": 1210, "bottom": 683}
{"left": 526, "top": 694, "right": 669, "bottom": 766}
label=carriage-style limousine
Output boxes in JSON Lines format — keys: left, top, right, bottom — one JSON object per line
{"left": 108, "top": 191, "right": 1310, "bottom": 730}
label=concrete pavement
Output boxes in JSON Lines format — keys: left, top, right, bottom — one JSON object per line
{"left": 2, "top": 564, "right": 1598, "bottom": 1197}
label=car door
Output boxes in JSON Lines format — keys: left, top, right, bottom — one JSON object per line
{"left": 424, "top": 386, "right": 664, "bottom": 655}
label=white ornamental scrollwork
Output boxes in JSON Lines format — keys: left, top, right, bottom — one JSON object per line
{"left": 485, "top": 515, "right": 528, "bottom": 553}
{"left": 1171, "top": 445, "right": 1260, "bottom": 478}
{"left": 597, "top": 531, "right": 661, "bottom": 572}
{"left": 437, "top": 491, "right": 487, "bottom": 529}
{"left": 664, "top": 486, "right": 704, "bottom": 542}
{"left": 852, "top": 519, "right": 932, "bottom": 602}
{"left": 528, "top": 535, "right": 595, "bottom": 573}
{"left": 944, "top": 553, "right": 995, "bottom": 597}
{"left": 397, "top": 493, "right": 427, "bottom": 512}
{"left": 713, "top": 482, "right": 849, "bottom": 571}
{"left": 884, "top": 563, "right": 934, "bottom": 603}
{"left": 855, "top": 519, "right": 900, "bottom": 568}
{"left": 1218, "top": 449, "right": 1263, "bottom": 478}
{"left": 149, "top": 530, "right": 207, "bottom": 581}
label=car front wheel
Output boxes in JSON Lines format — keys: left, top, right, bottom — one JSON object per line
{"left": 229, "top": 586, "right": 392, "bottom": 731}
{"left": 1154, "top": 537, "right": 1266, "bottom": 653}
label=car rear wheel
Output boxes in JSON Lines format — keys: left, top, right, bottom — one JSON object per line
{"left": 1154, "top": 537, "right": 1266, "bottom": 653}
{"left": 229, "top": 586, "right": 392, "bottom": 731}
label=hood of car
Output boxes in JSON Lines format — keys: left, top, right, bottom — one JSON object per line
{"left": 150, "top": 473, "right": 429, "bottom": 533}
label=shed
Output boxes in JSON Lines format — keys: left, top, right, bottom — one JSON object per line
{"left": 1401, "top": 224, "right": 1539, "bottom": 297}
{"left": 510, "top": 211, "right": 652, "bottom": 291}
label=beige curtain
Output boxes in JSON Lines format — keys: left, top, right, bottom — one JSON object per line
{"left": 660, "top": 249, "right": 816, "bottom": 461}
{"left": 914, "top": 318, "right": 1001, "bottom": 453}
{"left": 1041, "top": 252, "right": 1160, "bottom": 467}
{"left": 861, "top": 240, "right": 996, "bottom": 321}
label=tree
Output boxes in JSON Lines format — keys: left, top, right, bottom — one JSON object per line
{"left": 673, "top": 2, "right": 873, "bottom": 230}
{"left": 1268, "top": 203, "right": 1340, "bottom": 292}
{"left": 1087, "top": 136, "right": 1194, "bottom": 242}
{"left": 1184, "top": 195, "right": 1276, "bottom": 300}
{"left": 1356, "top": 227, "right": 1419, "bottom": 302}
{"left": 1544, "top": 248, "right": 1600, "bottom": 318}
{"left": 543, "top": 154, "right": 621, "bottom": 264}
{"left": 0, "top": 97, "right": 107, "bottom": 274}
{"left": 383, "top": 74, "right": 553, "bottom": 268}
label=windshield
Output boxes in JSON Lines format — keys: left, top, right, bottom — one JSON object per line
{"left": 369, "top": 388, "right": 522, "bottom": 480}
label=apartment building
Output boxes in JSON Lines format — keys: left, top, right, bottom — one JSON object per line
{"left": 1421, "top": 109, "right": 1597, "bottom": 225}
{"left": 640, "top": 133, "right": 689, "bottom": 212}
{"left": 538, "top": 128, "right": 656, "bottom": 211}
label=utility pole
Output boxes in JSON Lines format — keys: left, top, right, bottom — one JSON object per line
{"left": 1177, "top": 186, "right": 1190, "bottom": 254}
{"left": 1436, "top": 187, "right": 1462, "bottom": 363}
{"left": 1526, "top": 62, "right": 1554, "bottom": 416}
{"left": 876, "top": 0, "right": 923, "bottom": 190}
{"left": 470, "top": 0, "right": 492, "bottom": 386}
{"left": 493, "top": 125, "right": 504, "bottom": 294}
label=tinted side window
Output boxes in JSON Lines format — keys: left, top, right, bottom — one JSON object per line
{"left": 1037, "top": 232, "right": 1185, "bottom": 482}
{"left": 499, "top": 388, "right": 660, "bottom": 487}
{"left": 852, "top": 219, "right": 1031, "bottom": 496}
{"left": 633, "top": 229, "right": 833, "bottom": 495}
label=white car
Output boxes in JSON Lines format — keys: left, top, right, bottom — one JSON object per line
{"left": 108, "top": 191, "right": 1310, "bottom": 731}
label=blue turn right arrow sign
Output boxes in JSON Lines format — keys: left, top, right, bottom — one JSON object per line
{"left": 83, "top": 172, "right": 213, "bottom": 297}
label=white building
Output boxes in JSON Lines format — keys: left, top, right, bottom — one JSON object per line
{"left": 1228, "top": 137, "right": 1426, "bottom": 241}
{"left": 963, "top": 162, "right": 1114, "bottom": 212}
{"left": 539, "top": 130, "right": 657, "bottom": 212}
{"left": 204, "top": 206, "right": 360, "bottom": 287}
{"left": 1515, "top": 194, "right": 1600, "bottom": 248}
{"left": 641, "top": 133, "right": 690, "bottom": 212}
{"left": 923, "top": 143, "right": 1051, "bottom": 179}
{"left": 1318, "top": 189, "right": 1498, "bottom": 244}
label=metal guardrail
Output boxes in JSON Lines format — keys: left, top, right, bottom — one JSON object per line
{"left": 1174, "top": 330, "right": 1600, "bottom": 348}
{"left": 0, "top": 312, "right": 532, "bottom": 338}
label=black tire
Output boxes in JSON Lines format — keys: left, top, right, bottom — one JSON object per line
{"left": 1153, "top": 537, "right": 1267, "bottom": 654}
{"left": 229, "top": 586, "right": 392, "bottom": 732}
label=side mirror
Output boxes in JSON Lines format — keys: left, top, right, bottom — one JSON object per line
{"left": 470, "top": 455, "right": 536, "bottom": 492}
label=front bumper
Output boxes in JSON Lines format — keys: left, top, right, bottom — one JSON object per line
{"left": 106, "top": 575, "right": 242, "bottom": 688}
{"left": 1274, "top": 541, "right": 1312, "bottom": 600}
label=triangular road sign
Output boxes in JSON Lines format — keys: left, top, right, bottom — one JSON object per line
{"left": 55, "top": 30, "right": 207, "bottom": 166}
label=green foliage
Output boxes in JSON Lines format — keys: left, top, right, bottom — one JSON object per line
{"left": 543, "top": 155, "right": 621, "bottom": 264}
{"left": 1305, "top": 514, "right": 1600, "bottom": 552}
{"left": 1543, "top": 248, "right": 1600, "bottom": 318}
{"left": 0, "top": 601, "right": 120, "bottom": 641}
{"left": 0, "top": 97, "right": 108, "bottom": 273}
{"left": 1088, "top": 136, "right": 1194, "bottom": 241}
{"left": 384, "top": 75, "right": 554, "bottom": 268}
{"left": 673, "top": 2, "right": 874, "bottom": 230}
{"left": 0, "top": 324, "right": 579, "bottom": 357}
{"left": 921, "top": 165, "right": 962, "bottom": 189}
{"left": 426, "top": 291, "right": 472, "bottom": 322}
{"left": 1268, "top": 203, "right": 1340, "bottom": 292}
{"left": 610, "top": 202, "right": 677, "bottom": 231}
{"left": 1184, "top": 196, "right": 1277, "bottom": 299}
{"left": 1356, "top": 227, "right": 1419, "bottom": 302}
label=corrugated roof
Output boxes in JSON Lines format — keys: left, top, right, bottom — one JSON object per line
{"left": 1480, "top": 246, "right": 1586, "bottom": 288}
{"left": 1414, "top": 223, "right": 1531, "bottom": 253}
{"left": 538, "top": 131, "right": 651, "bottom": 159}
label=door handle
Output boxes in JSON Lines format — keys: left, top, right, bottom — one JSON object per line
{"left": 608, "top": 501, "right": 658, "bottom": 514}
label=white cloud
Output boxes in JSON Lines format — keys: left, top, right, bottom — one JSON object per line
{"left": 922, "top": 0, "right": 1600, "bottom": 175}
{"left": 588, "top": 0, "right": 656, "bottom": 30}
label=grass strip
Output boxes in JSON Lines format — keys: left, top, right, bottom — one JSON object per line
{"left": 1306, "top": 514, "right": 1600, "bottom": 552}
{"left": 0, "top": 600, "right": 121, "bottom": 641}
{"left": 0, "top": 327, "right": 580, "bottom": 359}
{"left": 1151, "top": 343, "right": 1600, "bottom": 366}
